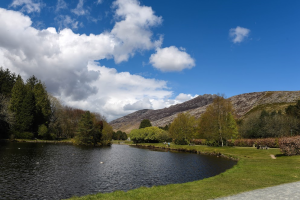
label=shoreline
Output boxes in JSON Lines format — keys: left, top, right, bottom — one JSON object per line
{"left": 67, "top": 143, "right": 300, "bottom": 200}
{"left": 132, "top": 144, "right": 239, "bottom": 161}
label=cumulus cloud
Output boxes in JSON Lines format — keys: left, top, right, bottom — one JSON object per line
{"left": 123, "top": 98, "right": 153, "bottom": 110}
{"left": 56, "top": 0, "right": 67, "bottom": 12}
{"left": 175, "top": 93, "right": 197, "bottom": 102}
{"left": 149, "top": 46, "right": 195, "bottom": 72}
{"left": 229, "top": 26, "right": 250, "bottom": 43}
{"left": 111, "top": 0, "right": 163, "bottom": 63}
{"left": 10, "top": 0, "right": 43, "bottom": 13}
{"left": 71, "top": 0, "right": 89, "bottom": 16}
{"left": 0, "top": 2, "right": 181, "bottom": 121}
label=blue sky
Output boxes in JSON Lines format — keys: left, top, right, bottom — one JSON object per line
{"left": 0, "top": 0, "right": 299, "bottom": 121}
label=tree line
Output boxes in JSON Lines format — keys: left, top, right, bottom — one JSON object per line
{"left": 130, "top": 95, "right": 300, "bottom": 146}
{"left": 0, "top": 67, "right": 113, "bottom": 146}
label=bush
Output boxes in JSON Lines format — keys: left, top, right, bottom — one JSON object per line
{"left": 130, "top": 127, "right": 169, "bottom": 143}
{"left": 205, "top": 140, "right": 221, "bottom": 147}
{"left": 279, "top": 136, "right": 300, "bottom": 156}
{"left": 227, "top": 138, "right": 279, "bottom": 148}
{"left": 174, "top": 138, "right": 189, "bottom": 145}
{"left": 14, "top": 131, "right": 34, "bottom": 139}
{"left": 191, "top": 139, "right": 207, "bottom": 145}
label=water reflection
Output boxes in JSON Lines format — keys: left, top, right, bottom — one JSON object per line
{"left": 0, "top": 143, "right": 236, "bottom": 199}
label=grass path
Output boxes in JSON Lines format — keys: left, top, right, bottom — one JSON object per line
{"left": 68, "top": 144, "right": 300, "bottom": 200}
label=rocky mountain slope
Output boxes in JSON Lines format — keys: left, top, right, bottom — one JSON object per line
{"left": 110, "top": 91, "right": 300, "bottom": 133}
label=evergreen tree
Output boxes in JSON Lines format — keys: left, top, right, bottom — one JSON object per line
{"left": 19, "top": 89, "right": 35, "bottom": 132}
{"left": 75, "top": 111, "right": 94, "bottom": 145}
{"left": 9, "top": 75, "right": 26, "bottom": 131}
{"left": 33, "top": 81, "right": 51, "bottom": 130}
{"left": 139, "top": 119, "right": 152, "bottom": 129}
{"left": 0, "top": 67, "right": 16, "bottom": 97}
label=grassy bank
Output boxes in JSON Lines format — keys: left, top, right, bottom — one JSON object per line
{"left": 7, "top": 138, "right": 74, "bottom": 144}
{"left": 68, "top": 143, "right": 300, "bottom": 200}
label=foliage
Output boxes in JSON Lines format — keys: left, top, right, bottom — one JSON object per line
{"left": 13, "top": 131, "right": 34, "bottom": 139}
{"left": 130, "top": 126, "right": 169, "bottom": 143}
{"left": 139, "top": 119, "right": 152, "bottom": 129}
{"left": 0, "top": 94, "right": 14, "bottom": 138}
{"left": 279, "top": 136, "right": 300, "bottom": 156}
{"left": 32, "top": 80, "right": 51, "bottom": 131}
{"left": 169, "top": 112, "right": 197, "bottom": 143}
{"left": 159, "top": 124, "right": 169, "bottom": 131}
{"left": 75, "top": 111, "right": 95, "bottom": 145}
{"left": 227, "top": 138, "right": 280, "bottom": 148}
{"left": 174, "top": 138, "right": 189, "bottom": 145}
{"left": 101, "top": 121, "right": 113, "bottom": 145}
{"left": 198, "top": 96, "right": 238, "bottom": 146}
{"left": 75, "top": 111, "right": 112, "bottom": 146}
{"left": 285, "top": 100, "right": 300, "bottom": 118}
{"left": 239, "top": 110, "right": 299, "bottom": 138}
{"left": 0, "top": 67, "right": 16, "bottom": 97}
{"left": 113, "top": 130, "right": 128, "bottom": 140}
{"left": 190, "top": 139, "right": 207, "bottom": 145}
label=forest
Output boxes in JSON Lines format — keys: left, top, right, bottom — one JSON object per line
{"left": 0, "top": 67, "right": 113, "bottom": 146}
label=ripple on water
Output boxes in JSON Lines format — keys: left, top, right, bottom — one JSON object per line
{"left": 0, "top": 143, "right": 236, "bottom": 199}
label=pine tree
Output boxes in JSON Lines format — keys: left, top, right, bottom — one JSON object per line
{"left": 9, "top": 76, "right": 26, "bottom": 131}
{"left": 19, "top": 90, "right": 35, "bottom": 132}
{"left": 33, "top": 81, "right": 51, "bottom": 130}
{"left": 75, "top": 111, "right": 94, "bottom": 145}
{"left": 0, "top": 67, "right": 16, "bottom": 97}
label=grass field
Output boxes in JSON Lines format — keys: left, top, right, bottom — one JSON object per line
{"left": 68, "top": 143, "right": 300, "bottom": 200}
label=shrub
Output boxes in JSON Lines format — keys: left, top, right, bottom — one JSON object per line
{"left": 279, "top": 136, "right": 300, "bottom": 156}
{"left": 191, "top": 139, "right": 207, "bottom": 145}
{"left": 14, "top": 131, "right": 34, "bottom": 139}
{"left": 174, "top": 138, "right": 189, "bottom": 145}
{"left": 227, "top": 138, "right": 279, "bottom": 148}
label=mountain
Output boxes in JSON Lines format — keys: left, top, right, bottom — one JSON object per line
{"left": 110, "top": 91, "right": 300, "bottom": 133}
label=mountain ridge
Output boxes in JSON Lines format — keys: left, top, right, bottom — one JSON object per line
{"left": 110, "top": 91, "right": 300, "bottom": 133}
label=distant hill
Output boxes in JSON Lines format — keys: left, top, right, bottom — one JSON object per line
{"left": 110, "top": 91, "right": 300, "bottom": 133}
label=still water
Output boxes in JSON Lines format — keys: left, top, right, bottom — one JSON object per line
{"left": 0, "top": 142, "right": 236, "bottom": 199}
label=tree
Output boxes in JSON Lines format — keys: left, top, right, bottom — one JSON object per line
{"left": 0, "top": 94, "right": 14, "bottom": 138}
{"left": 18, "top": 89, "right": 35, "bottom": 132}
{"left": 139, "top": 119, "right": 152, "bottom": 129}
{"left": 9, "top": 75, "right": 26, "bottom": 132}
{"left": 198, "top": 96, "right": 237, "bottom": 146}
{"left": 169, "top": 112, "right": 197, "bottom": 144}
{"left": 75, "top": 111, "right": 94, "bottom": 145}
{"left": 32, "top": 81, "right": 51, "bottom": 131}
{"left": 102, "top": 121, "right": 113, "bottom": 145}
{"left": 0, "top": 67, "right": 16, "bottom": 97}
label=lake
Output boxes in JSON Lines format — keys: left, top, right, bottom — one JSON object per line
{"left": 0, "top": 142, "right": 236, "bottom": 199}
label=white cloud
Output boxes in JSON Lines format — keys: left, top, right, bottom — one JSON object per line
{"left": 0, "top": 3, "right": 176, "bottom": 121}
{"left": 123, "top": 98, "right": 153, "bottom": 110}
{"left": 149, "top": 46, "right": 195, "bottom": 72}
{"left": 175, "top": 93, "right": 197, "bottom": 102}
{"left": 96, "top": 0, "right": 103, "bottom": 4}
{"left": 71, "top": 0, "right": 89, "bottom": 16}
{"left": 55, "top": 15, "right": 79, "bottom": 29}
{"left": 10, "top": 0, "right": 43, "bottom": 13}
{"left": 56, "top": 0, "right": 67, "bottom": 12}
{"left": 229, "top": 26, "right": 250, "bottom": 43}
{"left": 111, "top": 0, "right": 163, "bottom": 63}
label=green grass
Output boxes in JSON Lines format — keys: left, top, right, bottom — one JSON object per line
{"left": 67, "top": 144, "right": 300, "bottom": 200}
{"left": 111, "top": 140, "right": 133, "bottom": 145}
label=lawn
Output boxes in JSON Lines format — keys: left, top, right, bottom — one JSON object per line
{"left": 68, "top": 144, "right": 300, "bottom": 200}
